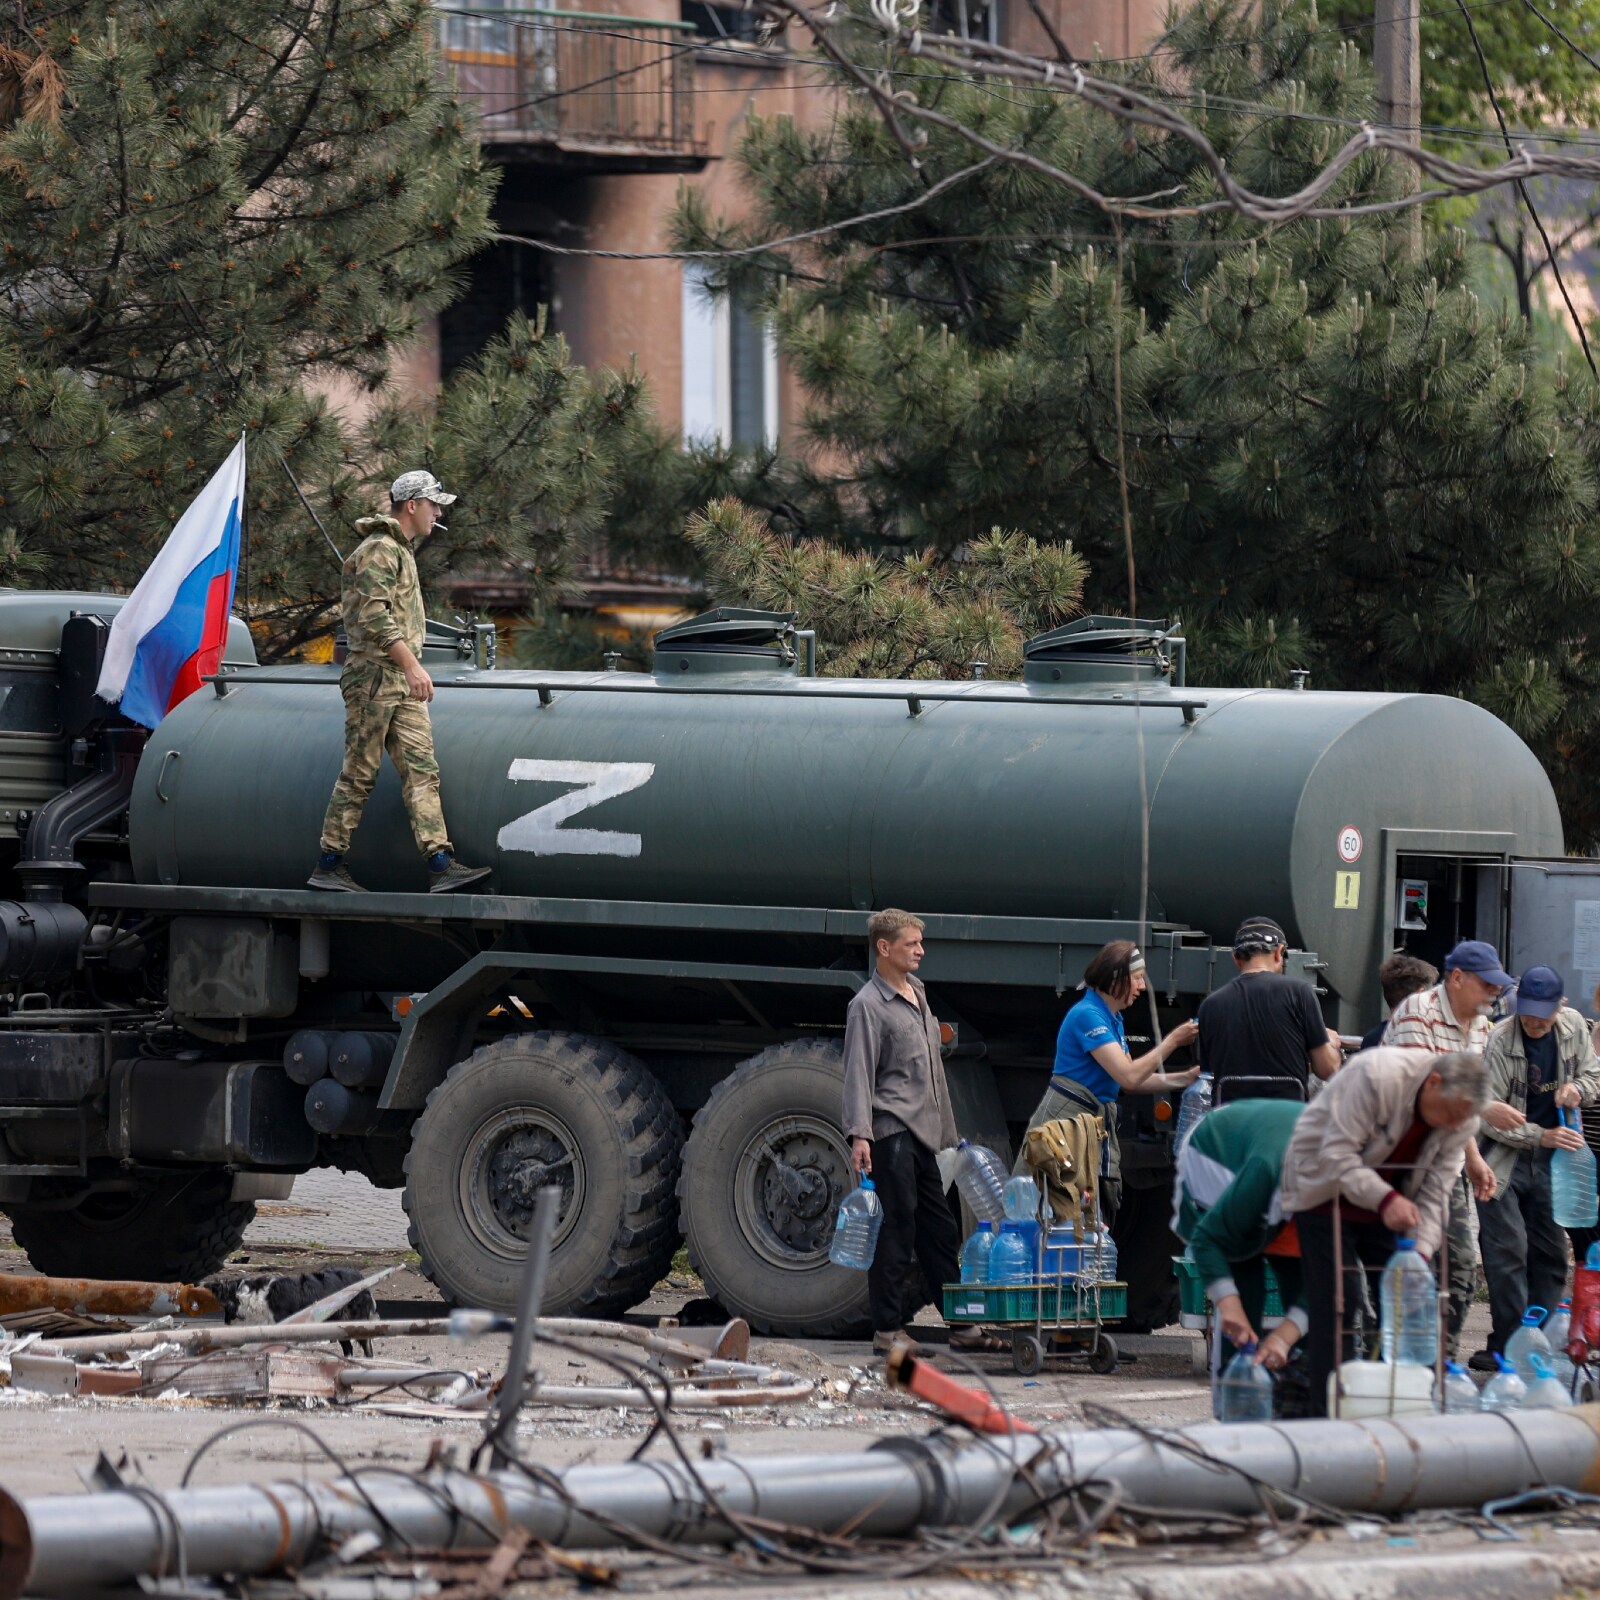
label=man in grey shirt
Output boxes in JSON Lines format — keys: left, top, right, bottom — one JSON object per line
{"left": 843, "top": 907, "right": 978, "bottom": 1353}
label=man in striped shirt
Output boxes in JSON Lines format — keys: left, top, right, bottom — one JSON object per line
{"left": 1384, "top": 940, "right": 1526, "bottom": 1357}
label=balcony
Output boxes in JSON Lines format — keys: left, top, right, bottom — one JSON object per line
{"left": 436, "top": 6, "right": 708, "bottom": 170}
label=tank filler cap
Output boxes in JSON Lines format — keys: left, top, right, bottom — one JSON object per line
{"left": 1023, "top": 615, "right": 1178, "bottom": 689}
{"left": 651, "top": 607, "right": 803, "bottom": 680}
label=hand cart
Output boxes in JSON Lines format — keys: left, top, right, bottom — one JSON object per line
{"left": 942, "top": 1176, "right": 1126, "bottom": 1376}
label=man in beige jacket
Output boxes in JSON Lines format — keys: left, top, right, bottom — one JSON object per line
{"left": 1281, "top": 1047, "right": 1488, "bottom": 1415}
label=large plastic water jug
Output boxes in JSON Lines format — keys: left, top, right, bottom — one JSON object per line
{"left": 1543, "top": 1303, "right": 1575, "bottom": 1385}
{"left": 960, "top": 1221, "right": 995, "bottom": 1284}
{"left": 1379, "top": 1238, "right": 1438, "bottom": 1365}
{"left": 1506, "top": 1306, "right": 1554, "bottom": 1382}
{"left": 1174, "top": 1072, "right": 1214, "bottom": 1152}
{"left": 1553, "top": 1109, "right": 1599, "bottom": 1228}
{"left": 828, "top": 1177, "right": 883, "bottom": 1271}
{"left": 989, "top": 1221, "right": 1033, "bottom": 1285}
{"left": 1524, "top": 1353, "right": 1574, "bottom": 1409}
{"left": 1329, "top": 1359, "right": 1434, "bottom": 1418}
{"left": 1438, "top": 1361, "right": 1479, "bottom": 1414}
{"left": 1084, "top": 1223, "right": 1118, "bottom": 1284}
{"left": 1481, "top": 1353, "right": 1526, "bottom": 1412}
{"left": 1217, "top": 1344, "right": 1273, "bottom": 1422}
{"left": 951, "top": 1141, "right": 1007, "bottom": 1225}
{"left": 1003, "top": 1175, "right": 1039, "bottom": 1221}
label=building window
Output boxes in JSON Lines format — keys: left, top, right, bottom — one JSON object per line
{"left": 680, "top": 1, "right": 766, "bottom": 42}
{"left": 682, "top": 265, "right": 778, "bottom": 449}
{"left": 925, "top": 0, "right": 998, "bottom": 41}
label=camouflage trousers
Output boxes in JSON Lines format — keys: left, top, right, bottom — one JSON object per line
{"left": 1444, "top": 1170, "right": 1476, "bottom": 1360}
{"left": 319, "top": 664, "right": 450, "bottom": 857}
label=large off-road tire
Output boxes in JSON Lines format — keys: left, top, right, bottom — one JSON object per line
{"left": 404, "top": 1031, "right": 683, "bottom": 1317}
{"left": 679, "top": 1039, "right": 880, "bottom": 1338}
{"left": 6, "top": 1172, "right": 255, "bottom": 1282}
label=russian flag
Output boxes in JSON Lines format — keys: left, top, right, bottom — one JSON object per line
{"left": 97, "top": 436, "right": 246, "bottom": 729}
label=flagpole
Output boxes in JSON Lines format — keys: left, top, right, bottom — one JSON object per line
{"left": 239, "top": 429, "right": 250, "bottom": 621}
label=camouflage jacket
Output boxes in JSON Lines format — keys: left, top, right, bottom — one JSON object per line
{"left": 341, "top": 516, "right": 424, "bottom": 670}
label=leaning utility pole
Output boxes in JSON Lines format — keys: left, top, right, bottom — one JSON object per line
{"left": 1373, "top": 0, "right": 1423, "bottom": 256}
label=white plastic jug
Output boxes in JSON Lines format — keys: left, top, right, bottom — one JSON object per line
{"left": 1328, "top": 1359, "right": 1434, "bottom": 1419}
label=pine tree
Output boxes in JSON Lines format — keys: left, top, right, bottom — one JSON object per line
{"left": 0, "top": 2, "right": 647, "bottom": 651}
{"left": 686, "top": 497, "right": 1087, "bottom": 677}
{"left": 670, "top": 0, "right": 1600, "bottom": 843}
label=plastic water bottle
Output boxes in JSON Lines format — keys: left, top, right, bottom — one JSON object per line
{"left": 1217, "top": 1344, "right": 1274, "bottom": 1422}
{"left": 951, "top": 1140, "right": 1007, "bottom": 1225}
{"left": 1506, "top": 1306, "right": 1554, "bottom": 1382}
{"left": 1003, "top": 1174, "right": 1039, "bottom": 1221}
{"left": 1524, "top": 1353, "right": 1574, "bottom": 1409}
{"left": 1174, "top": 1071, "right": 1214, "bottom": 1151}
{"left": 1084, "top": 1223, "right": 1119, "bottom": 1284}
{"left": 1379, "top": 1238, "right": 1438, "bottom": 1365}
{"left": 1553, "top": 1108, "right": 1599, "bottom": 1228}
{"left": 1438, "top": 1361, "right": 1479, "bottom": 1414}
{"left": 1589, "top": 1241, "right": 1600, "bottom": 1270}
{"left": 828, "top": 1177, "right": 882, "bottom": 1270}
{"left": 1544, "top": 1303, "right": 1575, "bottom": 1385}
{"left": 1481, "top": 1353, "right": 1527, "bottom": 1413}
{"left": 960, "top": 1221, "right": 995, "bottom": 1283}
{"left": 989, "top": 1221, "right": 1033, "bottom": 1285}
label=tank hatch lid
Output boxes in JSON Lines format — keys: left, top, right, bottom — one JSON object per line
{"left": 1024, "top": 615, "right": 1174, "bottom": 687}
{"left": 0, "top": 589, "right": 257, "bottom": 666}
{"left": 653, "top": 607, "right": 801, "bottom": 678}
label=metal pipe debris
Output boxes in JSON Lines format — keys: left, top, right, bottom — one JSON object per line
{"left": 0, "top": 1276, "right": 219, "bottom": 1319}
{"left": 4, "top": 1410, "right": 1600, "bottom": 1597}
{"left": 36, "top": 1316, "right": 457, "bottom": 1360}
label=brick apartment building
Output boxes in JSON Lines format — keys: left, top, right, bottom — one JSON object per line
{"left": 427, "top": 0, "right": 1166, "bottom": 448}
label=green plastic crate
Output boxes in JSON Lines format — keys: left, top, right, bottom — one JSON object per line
{"left": 941, "top": 1280, "right": 1128, "bottom": 1326}
{"left": 1173, "top": 1255, "right": 1285, "bottom": 1321}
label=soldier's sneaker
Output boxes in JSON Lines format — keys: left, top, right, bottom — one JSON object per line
{"left": 429, "top": 856, "right": 491, "bottom": 894}
{"left": 307, "top": 862, "right": 366, "bottom": 893}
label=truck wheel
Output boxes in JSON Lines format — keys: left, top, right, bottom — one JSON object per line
{"left": 679, "top": 1040, "right": 878, "bottom": 1338}
{"left": 5, "top": 1173, "right": 254, "bottom": 1282}
{"left": 403, "top": 1031, "right": 683, "bottom": 1317}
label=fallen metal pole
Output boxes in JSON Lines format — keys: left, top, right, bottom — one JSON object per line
{"left": 5, "top": 1410, "right": 1600, "bottom": 1597}
{"left": 34, "top": 1316, "right": 456, "bottom": 1359}
{"left": 0, "top": 1276, "right": 219, "bottom": 1320}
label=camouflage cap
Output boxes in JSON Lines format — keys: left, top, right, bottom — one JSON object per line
{"left": 389, "top": 469, "right": 457, "bottom": 506}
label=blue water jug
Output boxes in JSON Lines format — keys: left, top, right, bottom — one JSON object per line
{"left": 989, "top": 1221, "right": 1033, "bottom": 1285}
{"left": 960, "top": 1221, "right": 995, "bottom": 1283}
{"left": 1379, "top": 1238, "right": 1437, "bottom": 1365}
{"left": 1174, "top": 1071, "right": 1214, "bottom": 1152}
{"left": 828, "top": 1177, "right": 883, "bottom": 1271}
{"left": 1553, "top": 1108, "right": 1599, "bottom": 1228}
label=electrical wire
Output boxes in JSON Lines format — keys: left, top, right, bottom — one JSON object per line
{"left": 1454, "top": 0, "right": 1598, "bottom": 376}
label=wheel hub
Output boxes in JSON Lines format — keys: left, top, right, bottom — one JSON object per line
{"left": 463, "top": 1109, "right": 585, "bottom": 1259}
{"left": 737, "top": 1115, "right": 851, "bottom": 1268}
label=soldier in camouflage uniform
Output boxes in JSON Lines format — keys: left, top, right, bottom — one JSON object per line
{"left": 309, "top": 470, "right": 490, "bottom": 895}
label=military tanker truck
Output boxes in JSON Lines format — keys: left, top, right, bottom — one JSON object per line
{"left": 0, "top": 592, "right": 1571, "bottom": 1332}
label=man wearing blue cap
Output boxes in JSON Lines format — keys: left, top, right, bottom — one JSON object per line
{"left": 1385, "top": 939, "right": 1525, "bottom": 1359}
{"left": 1473, "top": 965, "right": 1600, "bottom": 1369}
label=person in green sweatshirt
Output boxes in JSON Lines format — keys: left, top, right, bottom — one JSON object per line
{"left": 1173, "top": 1097, "right": 1308, "bottom": 1370}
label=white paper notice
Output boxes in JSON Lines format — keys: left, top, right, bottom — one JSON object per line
{"left": 1574, "top": 901, "right": 1600, "bottom": 974}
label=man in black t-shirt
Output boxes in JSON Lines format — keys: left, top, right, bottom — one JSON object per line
{"left": 1197, "top": 917, "right": 1342, "bottom": 1098}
